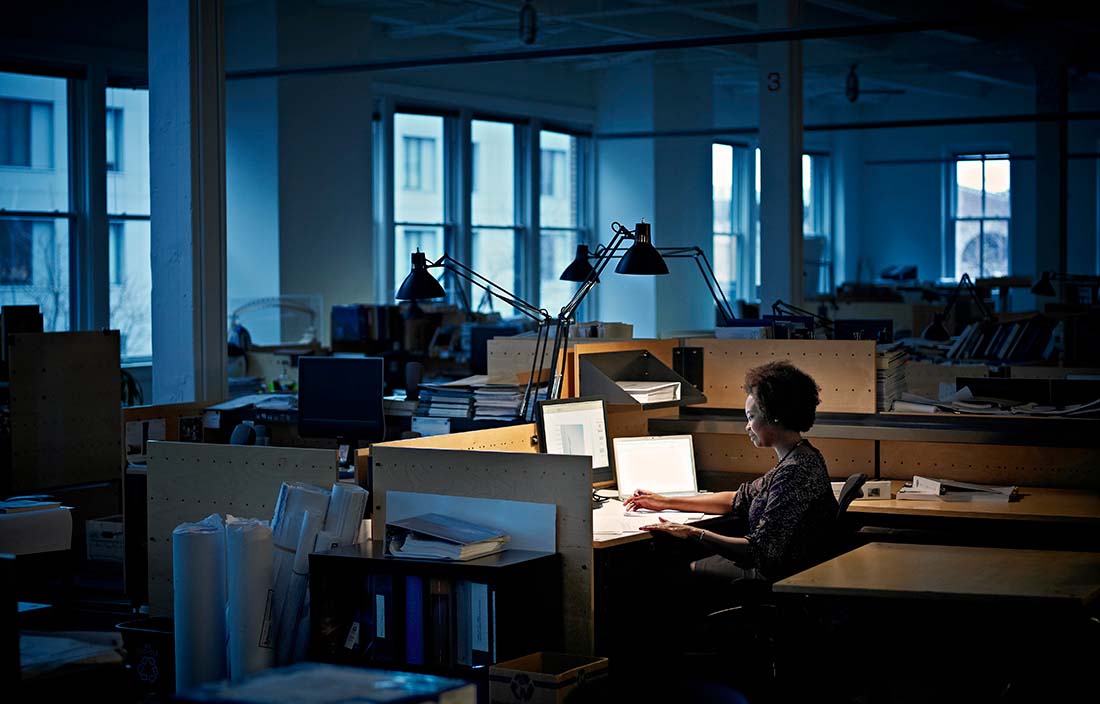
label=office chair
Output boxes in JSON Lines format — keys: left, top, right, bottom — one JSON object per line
{"left": 690, "top": 473, "right": 870, "bottom": 695}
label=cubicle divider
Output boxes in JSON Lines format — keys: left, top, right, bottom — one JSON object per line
{"left": 684, "top": 338, "right": 877, "bottom": 413}
{"left": 692, "top": 434, "right": 876, "bottom": 490}
{"left": 146, "top": 441, "right": 338, "bottom": 616}
{"left": 878, "top": 441, "right": 1100, "bottom": 490}
{"left": 370, "top": 444, "right": 594, "bottom": 654}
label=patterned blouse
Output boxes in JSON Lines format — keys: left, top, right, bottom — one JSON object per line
{"left": 730, "top": 440, "right": 838, "bottom": 580}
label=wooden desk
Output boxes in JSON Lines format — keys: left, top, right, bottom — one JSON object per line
{"left": 774, "top": 542, "right": 1100, "bottom": 606}
{"left": 850, "top": 482, "right": 1100, "bottom": 525}
{"left": 773, "top": 543, "right": 1100, "bottom": 700}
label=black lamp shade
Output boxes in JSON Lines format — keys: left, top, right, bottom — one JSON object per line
{"left": 921, "top": 313, "right": 951, "bottom": 342}
{"left": 560, "top": 244, "right": 595, "bottom": 282}
{"left": 615, "top": 222, "right": 669, "bottom": 275}
{"left": 1030, "top": 272, "right": 1056, "bottom": 297}
{"left": 396, "top": 251, "right": 445, "bottom": 300}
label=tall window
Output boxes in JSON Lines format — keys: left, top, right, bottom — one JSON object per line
{"left": 107, "top": 86, "right": 151, "bottom": 360}
{"left": 0, "top": 71, "right": 70, "bottom": 331}
{"left": 385, "top": 110, "right": 589, "bottom": 317}
{"left": 402, "top": 135, "right": 436, "bottom": 192}
{"left": 394, "top": 114, "right": 446, "bottom": 293}
{"left": 744, "top": 147, "right": 832, "bottom": 300}
{"left": 951, "top": 153, "right": 1010, "bottom": 279}
{"left": 712, "top": 144, "right": 753, "bottom": 303}
{"left": 471, "top": 119, "right": 518, "bottom": 304}
{"left": 539, "top": 130, "right": 587, "bottom": 315}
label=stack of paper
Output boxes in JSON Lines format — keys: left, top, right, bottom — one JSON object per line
{"left": 383, "top": 391, "right": 418, "bottom": 417}
{"left": 616, "top": 380, "right": 681, "bottom": 404}
{"left": 472, "top": 384, "right": 524, "bottom": 420}
{"left": 386, "top": 513, "right": 510, "bottom": 561}
{"left": 897, "top": 475, "right": 1017, "bottom": 502}
{"left": 876, "top": 342, "right": 908, "bottom": 412}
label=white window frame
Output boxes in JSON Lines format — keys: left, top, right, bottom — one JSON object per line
{"left": 945, "top": 152, "right": 1011, "bottom": 280}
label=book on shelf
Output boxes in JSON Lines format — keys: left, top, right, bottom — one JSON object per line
{"left": 386, "top": 513, "right": 510, "bottom": 561}
{"left": 615, "top": 380, "right": 681, "bottom": 404}
{"left": 898, "top": 475, "right": 1018, "bottom": 502}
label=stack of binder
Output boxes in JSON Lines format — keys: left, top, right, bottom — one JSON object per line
{"left": 876, "top": 342, "right": 908, "bottom": 412}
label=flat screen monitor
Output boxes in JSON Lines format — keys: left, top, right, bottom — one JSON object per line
{"left": 536, "top": 396, "right": 614, "bottom": 487}
{"left": 297, "top": 356, "right": 385, "bottom": 460}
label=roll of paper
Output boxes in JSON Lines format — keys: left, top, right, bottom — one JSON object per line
{"left": 225, "top": 516, "right": 274, "bottom": 681}
{"left": 173, "top": 513, "right": 227, "bottom": 692}
{"left": 324, "top": 483, "right": 369, "bottom": 547}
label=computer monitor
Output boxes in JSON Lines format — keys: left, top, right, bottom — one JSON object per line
{"left": 297, "top": 355, "right": 385, "bottom": 465}
{"left": 535, "top": 396, "right": 614, "bottom": 487}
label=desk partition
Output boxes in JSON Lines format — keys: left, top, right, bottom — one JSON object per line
{"left": 146, "top": 441, "right": 337, "bottom": 616}
{"left": 370, "top": 444, "right": 593, "bottom": 653}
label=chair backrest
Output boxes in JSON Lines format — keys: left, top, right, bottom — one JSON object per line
{"left": 836, "top": 472, "right": 868, "bottom": 518}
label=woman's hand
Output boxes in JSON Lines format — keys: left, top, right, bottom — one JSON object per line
{"left": 623, "top": 488, "right": 668, "bottom": 512}
{"left": 641, "top": 517, "right": 703, "bottom": 540}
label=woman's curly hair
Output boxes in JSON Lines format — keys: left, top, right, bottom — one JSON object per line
{"left": 742, "top": 361, "right": 821, "bottom": 432}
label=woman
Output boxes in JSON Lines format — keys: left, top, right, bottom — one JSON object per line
{"left": 624, "top": 360, "right": 838, "bottom": 583}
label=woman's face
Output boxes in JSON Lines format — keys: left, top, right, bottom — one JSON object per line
{"left": 745, "top": 394, "right": 778, "bottom": 448}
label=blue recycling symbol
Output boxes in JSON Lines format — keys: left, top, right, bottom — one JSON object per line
{"left": 510, "top": 673, "right": 535, "bottom": 701}
{"left": 136, "top": 645, "right": 160, "bottom": 683}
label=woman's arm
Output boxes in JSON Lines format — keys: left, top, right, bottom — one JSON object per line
{"left": 624, "top": 489, "right": 735, "bottom": 516}
{"left": 641, "top": 519, "right": 752, "bottom": 562}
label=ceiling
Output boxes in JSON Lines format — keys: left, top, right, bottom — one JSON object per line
{"left": 317, "top": 0, "right": 1100, "bottom": 105}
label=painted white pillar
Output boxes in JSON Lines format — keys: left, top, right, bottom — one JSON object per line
{"left": 757, "top": 0, "right": 803, "bottom": 309}
{"left": 149, "top": 0, "right": 228, "bottom": 402}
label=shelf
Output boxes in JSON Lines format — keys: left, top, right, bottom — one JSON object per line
{"left": 578, "top": 349, "right": 706, "bottom": 408}
{"left": 649, "top": 407, "right": 1100, "bottom": 447}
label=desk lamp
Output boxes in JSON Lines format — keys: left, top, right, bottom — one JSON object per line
{"left": 921, "top": 273, "right": 994, "bottom": 341}
{"left": 558, "top": 221, "right": 736, "bottom": 325}
{"left": 771, "top": 299, "right": 833, "bottom": 338}
{"left": 546, "top": 220, "right": 736, "bottom": 399}
{"left": 396, "top": 250, "right": 552, "bottom": 419}
{"left": 1031, "top": 271, "right": 1100, "bottom": 305}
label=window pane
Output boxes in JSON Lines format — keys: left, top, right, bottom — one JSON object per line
{"left": 109, "top": 219, "right": 152, "bottom": 359}
{"left": 471, "top": 120, "right": 514, "bottom": 227}
{"left": 984, "top": 158, "right": 1010, "bottom": 217}
{"left": 539, "top": 130, "right": 576, "bottom": 228}
{"left": 539, "top": 228, "right": 579, "bottom": 316}
{"left": 713, "top": 232, "right": 737, "bottom": 288}
{"left": 955, "top": 159, "right": 983, "bottom": 217}
{"left": 712, "top": 144, "right": 732, "bottom": 234}
{"left": 107, "top": 87, "right": 150, "bottom": 215}
{"left": 0, "top": 72, "right": 67, "bottom": 211}
{"left": 981, "top": 220, "right": 1009, "bottom": 278}
{"left": 394, "top": 225, "right": 444, "bottom": 297}
{"left": 955, "top": 220, "right": 981, "bottom": 280}
{"left": 395, "top": 114, "right": 444, "bottom": 223}
{"left": 0, "top": 217, "right": 69, "bottom": 331}
{"left": 472, "top": 228, "right": 516, "bottom": 307}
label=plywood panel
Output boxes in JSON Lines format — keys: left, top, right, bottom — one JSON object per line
{"left": 371, "top": 446, "right": 593, "bottom": 654}
{"left": 880, "top": 441, "right": 1100, "bottom": 490}
{"left": 605, "top": 405, "right": 678, "bottom": 442}
{"left": 377, "top": 423, "right": 539, "bottom": 453}
{"left": 686, "top": 338, "right": 876, "bottom": 413}
{"left": 146, "top": 442, "right": 337, "bottom": 615}
{"left": 693, "top": 433, "right": 874, "bottom": 481}
{"left": 8, "top": 331, "right": 121, "bottom": 491}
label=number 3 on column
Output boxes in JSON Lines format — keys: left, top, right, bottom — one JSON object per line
{"left": 767, "top": 72, "right": 782, "bottom": 91}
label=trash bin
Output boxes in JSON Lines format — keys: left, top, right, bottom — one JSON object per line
{"left": 489, "top": 653, "right": 609, "bottom": 704}
{"left": 117, "top": 616, "right": 174, "bottom": 697}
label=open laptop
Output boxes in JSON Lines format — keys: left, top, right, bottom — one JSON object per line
{"left": 613, "top": 434, "right": 701, "bottom": 501}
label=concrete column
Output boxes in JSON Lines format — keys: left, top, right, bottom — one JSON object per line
{"left": 70, "top": 65, "right": 109, "bottom": 331}
{"left": 1033, "top": 53, "right": 1067, "bottom": 296}
{"left": 757, "top": 0, "right": 803, "bottom": 308}
{"left": 149, "top": 0, "right": 228, "bottom": 403}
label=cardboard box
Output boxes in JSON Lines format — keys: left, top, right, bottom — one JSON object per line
{"left": 86, "top": 514, "right": 124, "bottom": 562}
{"left": 489, "top": 652, "right": 609, "bottom": 704}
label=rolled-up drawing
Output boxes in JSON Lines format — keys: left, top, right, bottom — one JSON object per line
{"left": 173, "top": 513, "right": 227, "bottom": 692}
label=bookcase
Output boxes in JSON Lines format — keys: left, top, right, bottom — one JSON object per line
{"left": 308, "top": 542, "right": 561, "bottom": 681}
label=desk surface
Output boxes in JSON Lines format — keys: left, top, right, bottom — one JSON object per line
{"left": 591, "top": 493, "right": 719, "bottom": 549}
{"left": 774, "top": 542, "right": 1100, "bottom": 606}
{"left": 849, "top": 482, "right": 1100, "bottom": 525}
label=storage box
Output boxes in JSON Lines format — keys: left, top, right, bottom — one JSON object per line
{"left": 86, "top": 514, "right": 124, "bottom": 562}
{"left": 489, "top": 652, "right": 609, "bottom": 704}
